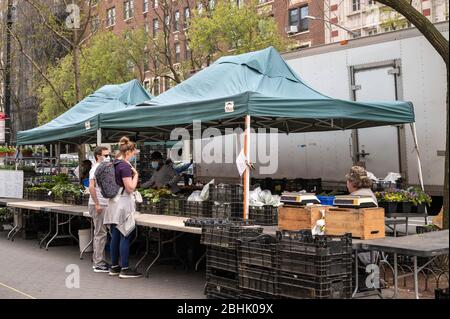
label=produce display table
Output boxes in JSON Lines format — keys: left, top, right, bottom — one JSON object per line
{"left": 355, "top": 230, "right": 449, "bottom": 299}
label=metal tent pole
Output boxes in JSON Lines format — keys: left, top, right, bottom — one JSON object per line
{"left": 410, "top": 123, "right": 428, "bottom": 224}
{"left": 97, "top": 128, "right": 102, "bottom": 146}
{"left": 410, "top": 123, "right": 425, "bottom": 191}
{"left": 243, "top": 115, "right": 251, "bottom": 220}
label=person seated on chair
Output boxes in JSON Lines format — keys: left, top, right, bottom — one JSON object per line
{"left": 345, "top": 165, "right": 378, "bottom": 206}
{"left": 141, "top": 151, "right": 181, "bottom": 193}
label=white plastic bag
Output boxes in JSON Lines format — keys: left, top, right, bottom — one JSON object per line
{"left": 312, "top": 209, "right": 326, "bottom": 235}
{"left": 188, "top": 190, "right": 203, "bottom": 202}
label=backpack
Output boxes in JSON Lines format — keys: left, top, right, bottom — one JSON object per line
{"left": 95, "top": 160, "right": 123, "bottom": 199}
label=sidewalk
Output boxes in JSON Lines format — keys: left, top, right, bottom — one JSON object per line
{"left": 0, "top": 231, "right": 206, "bottom": 299}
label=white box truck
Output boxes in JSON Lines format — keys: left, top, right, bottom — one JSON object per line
{"left": 195, "top": 22, "right": 448, "bottom": 207}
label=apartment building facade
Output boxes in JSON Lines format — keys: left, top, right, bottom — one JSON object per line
{"left": 324, "top": 0, "right": 449, "bottom": 43}
{"left": 87, "top": 0, "right": 325, "bottom": 95}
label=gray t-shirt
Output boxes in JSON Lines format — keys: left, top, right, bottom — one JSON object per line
{"left": 351, "top": 188, "right": 378, "bottom": 206}
{"left": 88, "top": 162, "right": 109, "bottom": 206}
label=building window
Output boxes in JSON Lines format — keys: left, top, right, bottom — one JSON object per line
{"left": 143, "top": 0, "right": 149, "bottom": 12}
{"left": 352, "top": 0, "right": 361, "bottom": 12}
{"left": 288, "top": 6, "right": 308, "bottom": 32}
{"left": 153, "top": 18, "right": 159, "bottom": 36}
{"left": 259, "top": 0, "right": 270, "bottom": 4}
{"left": 367, "top": 28, "right": 377, "bottom": 36}
{"left": 91, "top": 15, "right": 100, "bottom": 31}
{"left": 153, "top": 0, "right": 158, "bottom": 9}
{"left": 124, "top": 0, "right": 134, "bottom": 20}
{"left": 367, "top": 0, "right": 375, "bottom": 5}
{"left": 185, "top": 41, "right": 191, "bottom": 60}
{"left": 174, "top": 10, "right": 180, "bottom": 31}
{"left": 184, "top": 7, "right": 190, "bottom": 28}
{"left": 352, "top": 30, "right": 361, "bottom": 38}
{"left": 144, "top": 80, "right": 151, "bottom": 92}
{"left": 153, "top": 78, "right": 160, "bottom": 95}
{"left": 175, "top": 43, "right": 181, "bottom": 63}
{"left": 197, "top": 2, "right": 203, "bottom": 14}
{"left": 209, "top": 0, "right": 216, "bottom": 10}
{"left": 144, "top": 22, "right": 150, "bottom": 34}
{"left": 107, "top": 7, "right": 116, "bottom": 26}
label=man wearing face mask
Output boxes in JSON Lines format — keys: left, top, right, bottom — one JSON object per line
{"left": 141, "top": 151, "right": 181, "bottom": 193}
{"left": 88, "top": 146, "right": 111, "bottom": 272}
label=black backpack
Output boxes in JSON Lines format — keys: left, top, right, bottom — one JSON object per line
{"left": 95, "top": 160, "right": 123, "bottom": 198}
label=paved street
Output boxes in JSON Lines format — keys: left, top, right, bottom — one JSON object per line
{"left": 0, "top": 231, "right": 206, "bottom": 299}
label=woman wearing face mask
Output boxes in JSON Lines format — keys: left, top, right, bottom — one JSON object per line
{"left": 103, "top": 136, "right": 142, "bottom": 279}
{"left": 141, "top": 151, "right": 180, "bottom": 193}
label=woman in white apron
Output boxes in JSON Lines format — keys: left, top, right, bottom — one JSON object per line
{"left": 103, "top": 136, "right": 141, "bottom": 278}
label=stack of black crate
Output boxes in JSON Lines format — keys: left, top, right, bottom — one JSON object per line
{"left": 210, "top": 184, "right": 244, "bottom": 220}
{"left": 276, "top": 230, "right": 353, "bottom": 299}
{"left": 201, "top": 222, "right": 263, "bottom": 299}
{"left": 238, "top": 234, "right": 278, "bottom": 299}
{"left": 137, "top": 145, "right": 157, "bottom": 184}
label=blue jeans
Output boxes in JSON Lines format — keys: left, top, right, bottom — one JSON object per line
{"left": 110, "top": 224, "right": 131, "bottom": 268}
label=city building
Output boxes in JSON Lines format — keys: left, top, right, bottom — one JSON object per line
{"left": 87, "top": 0, "right": 325, "bottom": 95}
{"left": 324, "top": 0, "right": 449, "bottom": 43}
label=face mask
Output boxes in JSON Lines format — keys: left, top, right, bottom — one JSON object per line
{"left": 151, "top": 161, "right": 159, "bottom": 169}
{"left": 102, "top": 156, "right": 111, "bottom": 163}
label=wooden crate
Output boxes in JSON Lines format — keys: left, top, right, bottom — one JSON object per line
{"left": 278, "top": 205, "right": 386, "bottom": 240}
{"left": 278, "top": 205, "right": 325, "bottom": 231}
{"left": 324, "top": 207, "right": 385, "bottom": 240}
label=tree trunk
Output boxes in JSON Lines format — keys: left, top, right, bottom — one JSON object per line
{"left": 377, "top": 0, "right": 449, "bottom": 228}
{"left": 444, "top": 79, "right": 449, "bottom": 229}
{"left": 72, "top": 30, "right": 81, "bottom": 103}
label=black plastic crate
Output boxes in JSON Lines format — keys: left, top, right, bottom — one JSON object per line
{"left": 276, "top": 230, "right": 353, "bottom": 256}
{"left": 249, "top": 206, "right": 278, "bottom": 226}
{"left": 435, "top": 288, "right": 449, "bottom": 300}
{"left": 211, "top": 202, "right": 244, "bottom": 220}
{"left": 206, "top": 268, "right": 239, "bottom": 290}
{"left": 201, "top": 224, "right": 263, "bottom": 249}
{"left": 162, "top": 197, "right": 185, "bottom": 215}
{"left": 210, "top": 184, "right": 243, "bottom": 203}
{"left": 239, "top": 265, "right": 277, "bottom": 296}
{"left": 138, "top": 200, "right": 167, "bottom": 214}
{"left": 205, "top": 283, "right": 241, "bottom": 299}
{"left": 206, "top": 247, "right": 238, "bottom": 272}
{"left": 277, "top": 252, "right": 352, "bottom": 277}
{"left": 185, "top": 200, "right": 212, "bottom": 217}
{"left": 277, "top": 271, "right": 352, "bottom": 299}
{"left": 240, "top": 290, "right": 278, "bottom": 299}
{"left": 184, "top": 217, "right": 230, "bottom": 228}
{"left": 238, "top": 234, "right": 277, "bottom": 269}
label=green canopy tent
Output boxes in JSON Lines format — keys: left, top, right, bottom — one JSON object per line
{"left": 97, "top": 47, "right": 418, "bottom": 218}
{"left": 16, "top": 79, "right": 153, "bottom": 146}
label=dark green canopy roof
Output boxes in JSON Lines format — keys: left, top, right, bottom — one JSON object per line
{"left": 17, "top": 79, "right": 152, "bottom": 145}
{"left": 17, "top": 47, "right": 414, "bottom": 145}
{"left": 99, "top": 47, "right": 414, "bottom": 137}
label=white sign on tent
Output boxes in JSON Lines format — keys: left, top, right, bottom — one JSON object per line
{"left": 0, "top": 170, "right": 24, "bottom": 199}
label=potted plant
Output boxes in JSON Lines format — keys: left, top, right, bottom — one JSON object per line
{"left": 407, "top": 187, "right": 432, "bottom": 214}
{"left": 21, "top": 147, "right": 33, "bottom": 157}
{"left": 7, "top": 146, "right": 16, "bottom": 157}
{"left": 0, "top": 146, "right": 7, "bottom": 157}
{"left": 376, "top": 190, "right": 404, "bottom": 214}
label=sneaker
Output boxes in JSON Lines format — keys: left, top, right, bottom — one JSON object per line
{"left": 109, "top": 265, "right": 121, "bottom": 276}
{"left": 93, "top": 264, "right": 110, "bottom": 273}
{"left": 119, "top": 268, "right": 142, "bottom": 279}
